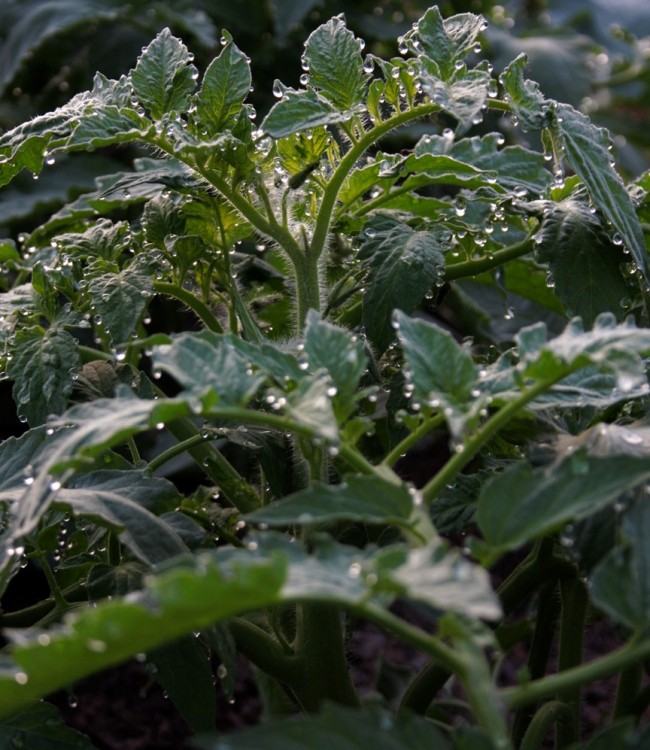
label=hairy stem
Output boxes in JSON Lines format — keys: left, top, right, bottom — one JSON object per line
{"left": 153, "top": 281, "right": 224, "bottom": 333}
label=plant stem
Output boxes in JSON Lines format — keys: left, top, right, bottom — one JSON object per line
{"left": 520, "top": 702, "right": 572, "bottom": 750}
{"left": 422, "top": 377, "right": 557, "bottom": 504}
{"left": 398, "top": 660, "right": 452, "bottom": 715}
{"left": 502, "top": 637, "right": 650, "bottom": 712}
{"left": 148, "top": 432, "right": 214, "bottom": 473}
{"left": 382, "top": 413, "right": 445, "bottom": 468}
{"left": 613, "top": 661, "right": 643, "bottom": 719}
{"left": 444, "top": 235, "right": 535, "bottom": 281}
{"left": 153, "top": 281, "right": 224, "bottom": 333}
{"left": 555, "top": 577, "right": 587, "bottom": 747}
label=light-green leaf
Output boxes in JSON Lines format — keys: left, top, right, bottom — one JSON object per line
{"left": 303, "top": 16, "right": 367, "bottom": 111}
{"left": 394, "top": 310, "right": 479, "bottom": 438}
{"left": 130, "top": 28, "right": 198, "bottom": 121}
{"left": 358, "top": 216, "right": 447, "bottom": 353}
{"left": 262, "top": 88, "right": 351, "bottom": 139}
{"left": 192, "top": 36, "right": 251, "bottom": 135}
{"left": 499, "top": 54, "right": 551, "bottom": 131}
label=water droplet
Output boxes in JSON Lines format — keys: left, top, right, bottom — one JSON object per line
{"left": 217, "top": 665, "right": 228, "bottom": 679}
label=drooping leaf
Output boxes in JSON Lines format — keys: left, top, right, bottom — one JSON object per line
{"left": 7, "top": 327, "right": 81, "bottom": 426}
{"left": 148, "top": 636, "right": 216, "bottom": 733}
{"left": 303, "top": 310, "right": 367, "bottom": 420}
{"left": 534, "top": 198, "right": 632, "bottom": 327}
{"left": 499, "top": 54, "right": 551, "bottom": 131}
{"left": 130, "top": 28, "right": 198, "bottom": 121}
{"left": 394, "top": 310, "right": 479, "bottom": 438}
{"left": 358, "top": 216, "right": 447, "bottom": 353}
{"left": 477, "top": 453, "right": 650, "bottom": 558}
{"left": 262, "top": 88, "right": 351, "bottom": 139}
{"left": 554, "top": 103, "right": 648, "bottom": 279}
{"left": 152, "top": 331, "right": 266, "bottom": 406}
{"left": 192, "top": 702, "right": 451, "bottom": 750}
{"left": 0, "top": 702, "right": 97, "bottom": 749}
{"left": 247, "top": 474, "right": 415, "bottom": 528}
{"left": 87, "top": 268, "right": 153, "bottom": 345}
{"left": 192, "top": 35, "right": 251, "bottom": 135}
{"left": 303, "top": 16, "right": 367, "bottom": 111}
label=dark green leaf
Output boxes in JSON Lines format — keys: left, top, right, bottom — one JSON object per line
{"left": 499, "top": 54, "right": 551, "bottom": 131}
{"left": 7, "top": 327, "right": 81, "bottom": 426}
{"left": 247, "top": 475, "right": 415, "bottom": 528}
{"left": 262, "top": 88, "right": 351, "bottom": 139}
{"left": 394, "top": 311, "right": 479, "bottom": 438}
{"left": 88, "top": 268, "right": 153, "bottom": 345}
{"left": 591, "top": 497, "right": 650, "bottom": 631}
{"left": 148, "top": 636, "right": 216, "bottom": 732}
{"left": 554, "top": 103, "right": 648, "bottom": 279}
{"left": 130, "top": 28, "right": 198, "bottom": 121}
{"left": 303, "top": 16, "right": 367, "bottom": 111}
{"left": 192, "top": 36, "right": 251, "bottom": 135}
{"left": 535, "top": 199, "right": 631, "bottom": 327}
{"left": 358, "top": 216, "right": 447, "bottom": 353}
{"left": 192, "top": 702, "right": 450, "bottom": 750}
{"left": 0, "top": 702, "right": 97, "bottom": 749}
{"left": 477, "top": 454, "right": 650, "bottom": 557}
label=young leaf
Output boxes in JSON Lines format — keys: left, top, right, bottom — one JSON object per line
{"left": 246, "top": 474, "right": 415, "bottom": 528}
{"left": 130, "top": 28, "right": 198, "bottom": 121}
{"left": 408, "top": 7, "right": 487, "bottom": 81}
{"left": 553, "top": 103, "right": 648, "bottom": 279}
{"left": 499, "top": 54, "right": 551, "bottom": 131}
{"left": 303, "top": 310, "right": 367, "bottom": 420}
{"left": 394, "top": 310, "right": 478, "bottom": 438}
{"left": 262, "top": 88, "right": 351, "bottom": 139}
{"left": 7, "top": 327, "right": 81, "bottom": 426}
{"left": 358, "top": 216, "right": 447, "bottom": 353}
{"left": 87, "top": 268, "right": 153, "bottom": 345}
{"left": 192, "top": 34, "right": 251, "bottom": 135}
{"left": 534, "top": 199, "right": 632, "bottom": 327}
{"left": 477, "top": 453, "right": 650, "bottom": 557}
{"left": 418, "top": 65, "right": 491, "bottom": 133}
{"left": 303, "top": 16, "right": 367, "bottom": 111}
{"left": 192, "top": 702, "right": 451, "bottom": 750}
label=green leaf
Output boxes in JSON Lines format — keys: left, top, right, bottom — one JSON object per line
{"left": 0, "top": 551, "right": 288, "bottom": 720}
{"left": 554, "top": 103, "right": 648, "bottom": 279}
{"left": 394, "top": 311, "right": 479, "bottom": 438}
{"left": 408, "top": 7, "right": 487, "bottom": 80}
{"left": 0, "top": 702, "right": 97, "bottom": 749}
{"left": 192, "top": 35, "right": 251, "bottom": 135}
{"left": 591, "top": 497, "right": 650, "bottom": 632}
{"left": 152, "top": 331, "right": 266, "bottom": 406}
{"left": 499, "top": 54, "right": 551, "bottom": 131}
{"left": 262, "top": 88, "right": 351, "bottom": 139}
{"left": 535, "top": 199, "right": 632, "bottom": 327}
{"left": 358, "top": 216, "right": 447, "bottom": 353}
{"left": 7, "top": 327, "right": 81, "bottom": 426}
{"left": 87, "top": 268, "right": 153, "bottom": 345}
{"left": 148, "top": 636, "right": 216, "bottom": 732}
{"left": 304, "top": 310, "right": 367, "bottom": 420}
{"left": 0, "top": 238, "right": 19, "bottom": 262}
{"left": 57, "top": 470, "right": 188, "bottom": 565}
{"left": 419, "top": 65, "right": 491, "bottom": 133}
{"left": 130, "top": 28, "right": 198, "bottom": 121}
{"left": 247, "top": 475, "right": 415, "bottom": 528}
{"left": 282, "top": 374, "right": 339, "bottom": 443}
{"left": 477, "top": 453, "right": 650, "bottom": 557}
{"left": 192, "top": 702, "right": 451, "bottom": 750}
{"left": 303, "top": 16, "right": 367, "bottom": 111}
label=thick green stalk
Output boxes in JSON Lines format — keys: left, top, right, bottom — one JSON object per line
{"left": 613, "top": 661, "right": 643, "bottom": 719}
{"left": 398, "top": 660, "right": 452, "bottom": 716}
{"left": 555, "top": 577, "right": 588, "bottom": 747}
